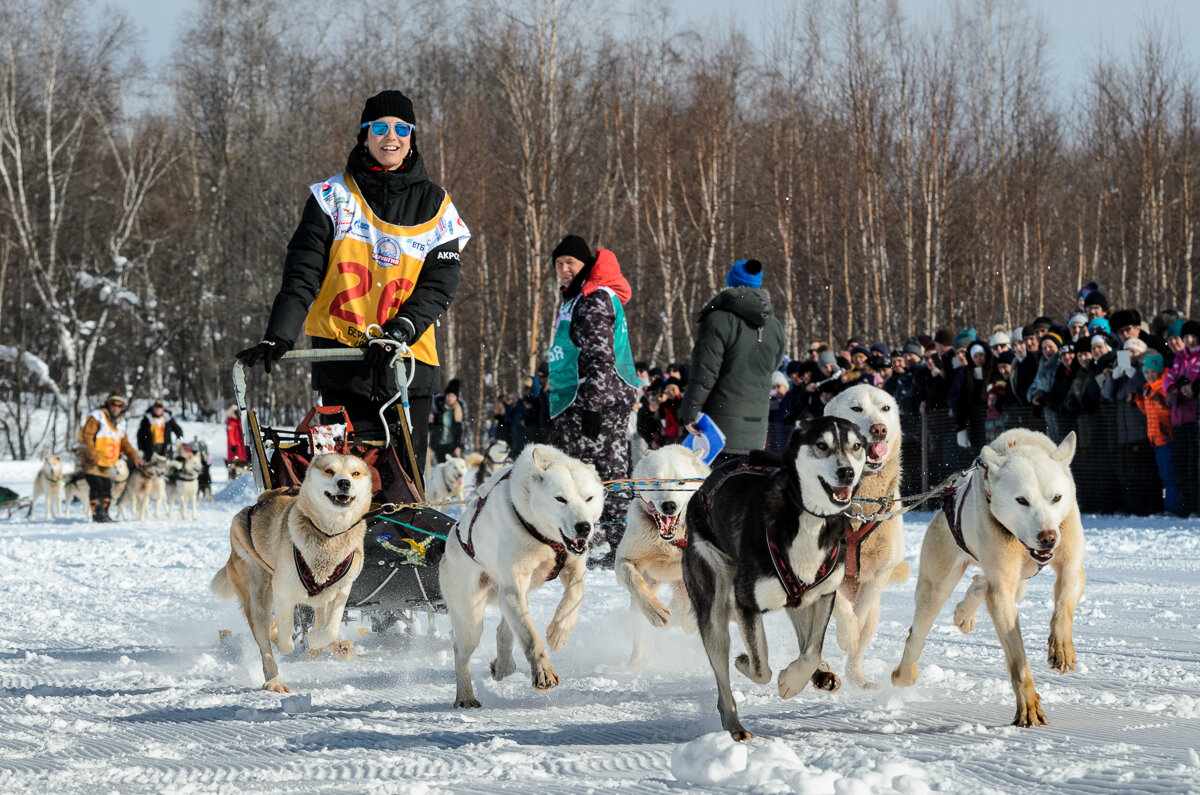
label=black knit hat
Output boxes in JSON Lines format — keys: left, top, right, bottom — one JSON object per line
{"left": 360, "top": 90, "right": 416, "bottom": 125}
{"left": 1083, "top": 291, "right": 1109, "bottom": 311}
{"left": 1183, "top": 320, "right": 1200, "bottom": 340}
{"left": 443, "top": 378, "right": 460, "bottom": 397}
{"left": 933, "top": 328, "right": 953, "bottom": 346}
{"left": 551, "top": 235, "right": 594, "bottom": 266}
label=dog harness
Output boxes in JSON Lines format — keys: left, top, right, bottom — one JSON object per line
{"left": 457, "top": 470, "right": 569, "bottom": 582}
{"left": 843, "top": 519, "right": 881, "bottom": 579}
{"left": 940, "top": 471, "right": 1049, "bottom": 575}
{"left": 697, "top": 459, "right": 843, "bottom": 608}
{"left": 293, "top": 546, "right": 356, "bottom": 597}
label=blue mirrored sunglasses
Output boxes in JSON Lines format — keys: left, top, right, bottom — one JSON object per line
{"left": 362, "top": 121, "right": 415, "bottom": 137}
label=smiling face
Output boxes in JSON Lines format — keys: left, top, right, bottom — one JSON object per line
{"left": 980, "top": 433, "right": 1076, "bottom": 564}
{"left": 555, "top": 255, "right": 586, "bottom": 288}
{"left": 364, "top": 115, "right": 411, "bottom": 171}
{"left": 302, "top": 453, "right": 372, "bottom": 517}
{"left": 789, "top": 417, "right": 866, "bottom": 516}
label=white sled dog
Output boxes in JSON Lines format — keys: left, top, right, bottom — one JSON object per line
{"left": 892, "top": 429, "right": 1085, "bottom": 727}
{"left": 440, "top": 444, "right": 605, "bottom": 708}
{"left": 120, "top": 454, "right": 169, "bottom": 520}
{"left": 28, "top": 455, "right": 65, "bottom": 519}
{"left": 426, "top": 455, "right": 468, "bottom": 505}
{"left": 64, "top": 460, "right": 130, "bottom": 521}
{"left": 211, "top": 453, "right": 373, "bottom": 693}
{"left": 164, "top": 448, "right": 204, "bottom": 520}
{"left": 683, "top": 417, "right": 867, "bottom": 740}
{"left": 822, "top": 384, "right": 910, "bottom": 688}
{"left": 614, "top": 444, "right": 709, "bottom": 664}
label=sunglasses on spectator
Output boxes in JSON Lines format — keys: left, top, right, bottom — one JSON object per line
{"left": 362, "top": 121, "right": 415, "bottom": 137}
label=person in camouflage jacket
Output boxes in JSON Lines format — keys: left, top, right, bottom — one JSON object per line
{"left": 546, "top": 236, "right": 639, "bottom": 565}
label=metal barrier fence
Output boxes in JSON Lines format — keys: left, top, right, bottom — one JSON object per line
{"left": 904, "top": 405, "right": 1171, "bottom": 516}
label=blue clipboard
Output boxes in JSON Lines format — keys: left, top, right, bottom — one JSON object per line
{"left": 681, "top": 413, "right": 726, "bottom": 465}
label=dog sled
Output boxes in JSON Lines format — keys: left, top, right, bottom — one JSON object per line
{"left": 232, "top": 348, "right": 451, "bottom": 618}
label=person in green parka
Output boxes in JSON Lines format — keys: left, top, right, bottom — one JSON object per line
{"left": 679, "top": 259, "right": 787, "bottom": 464}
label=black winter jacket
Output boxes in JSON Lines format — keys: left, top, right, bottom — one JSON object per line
{"left": 264, "top": 146, "right": 463, "bottom": 399}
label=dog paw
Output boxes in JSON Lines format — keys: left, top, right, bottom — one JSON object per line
{"left": 891, "top": 664, "right": 917, "bottom": 688}
{"left": 778, "top": 661, "right": 814, "bottom": 700}
{"left": 454, "top": 697, "right": 482, "bottom": 709}
{"left": 811, "top": 662, "right": 842, "bottom": 692}
{"left": 262, "top": 679, "right": 291, "bottom": 694}
{"left": 639, "top": 598, "right": 671, "bottom": 628}
{"left": 276, "top": 635, "right": 295, "bottom": 654}
{"left": 545, "top": 620, "right": 574, "bottom": 652}
{"left": 328, "top": 640, "right": 356, "bottom": 660}
{"left": 1047, "top": 634, "right": 1076, "bottom": 673}
{"left": 490, "top": 655, "right": 517, "bottom": 680}
{"left": 728, "top": 727, "right": 753, "bottom": 742}
{"left": 1012, "top": 691, "right": 1047, "bottom": 727}
{"left": 532, "top": 661, "right": 560, "bottom": 691}
{"left": 734, "top": 653, "right": 772, "bottom": 684}
{"left": 953, "top": 601, "right": 978, "bottom": 634}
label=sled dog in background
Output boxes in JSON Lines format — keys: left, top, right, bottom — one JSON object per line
{"left": 822, "top": 384, "right": 911, "bottom": 688}
{"left": 466, "top": 440, "right": 511, "bottom": 489}
{"left": 165, "top": 448, "right": 204, "bottom": 520}
{"left": 211, "top": 452, "right": 373, "bottom": 693}
{"left": 120, "top": 454, "right": 170, "bottom": 520}
{"left": 614, "top": 444, "right": 709, "bottom": 664}
{"left": 28, "top": 455, "right": 65, "bottom": 519}
{"left": 683, "top": 417, "right": 867, "bottom": 741}
{"left": 440, "top": 444, "right": 604, "bottom": 708}
{"left": 426, "top": 455, "right": 468, "bottom": 504}
{"left": 64, "top": 460, "right": 130, "bottom": 521}
{"left": 892, "top": 429, "right": 1085, "bottom": 728}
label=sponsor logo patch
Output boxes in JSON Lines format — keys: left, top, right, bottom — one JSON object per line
{"left": 373, "top": 237, "right": 401, "bottom": 268}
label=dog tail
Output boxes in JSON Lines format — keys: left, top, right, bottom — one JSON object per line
{"left": 889, "top": 561, "right": 911, "bottom": 584}
{"left": 211, "top": 565, "right": 236, "bottom": 599}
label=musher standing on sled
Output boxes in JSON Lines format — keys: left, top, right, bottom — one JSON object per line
{"left": 236, "top": 90, "right": 470, "bottom": 480}
{"left": 546, "top": 235, "right": 638, "bottom": 567}
{"left": 79, "top": 394, "right": 141, "bottom": 522}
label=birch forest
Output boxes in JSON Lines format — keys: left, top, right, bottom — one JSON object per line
{"left": 1, "top": 0, "right": 1197, "bottom": 453}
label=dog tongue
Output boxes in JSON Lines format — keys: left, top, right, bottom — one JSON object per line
{"left": 832, "top": 485, "right": 851, "bottom": 502}
{"left": 869, "top": 441, "right": 888, "bottom": 460}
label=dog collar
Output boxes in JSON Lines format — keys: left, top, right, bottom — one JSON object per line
{"left": 293, "top": 545, "right": 355, "bottom": 597}
{"left": 455, "top": 469, "right": 568, "bottom": 581}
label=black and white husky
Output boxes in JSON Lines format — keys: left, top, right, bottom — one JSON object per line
{"left": 682, "top": 416, "right": 867, "bottom": 741}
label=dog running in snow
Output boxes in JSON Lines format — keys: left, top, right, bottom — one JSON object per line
{"left": 210, "top": 452, "right": 373, "bottom": 693}
{"left": 439, "top": 444, "right": 604, "bottom": 708}
{"left": 117, "top": 454, "right": 169, "bottom": 520}
{"left": 28, "top": 455, "right": 65, "bottom": 519}
{"left": 614, "top": 444, "right": 709, "bottom": 664}
{"left": 822, "top": 384, "right": 911, "bottom": 688}
{"left": 683, "top": 416, "right": 867, "bottom": 740}
{"left": 164, "top": 448, "right": 204, "bottom": 520}
{"left": 892, "top": 428, "right": 1085, "bottom": 727}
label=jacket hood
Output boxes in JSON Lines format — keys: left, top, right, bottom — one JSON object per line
{"left": 579, "top": 248, "right": 631, "bottom": 304}
{"left": 699, "top": 286, "right": 774, "bottom": 328}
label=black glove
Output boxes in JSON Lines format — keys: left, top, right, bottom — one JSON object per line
{"left": 235, "top": 339, "right": 290, "bottom": 373}
{"left": 581, "top": 410, "right": 603, "bottom": 438}
{"left": 364, "top": 336, "right": 400, "bottom": 368}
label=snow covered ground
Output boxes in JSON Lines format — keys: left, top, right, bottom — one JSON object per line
{"left": 2, "top": 452, "right": 1199, "bottom": 793}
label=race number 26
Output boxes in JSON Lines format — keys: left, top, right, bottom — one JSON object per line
{"left": 328, "top": 261, "right": 415, "bottom": 326}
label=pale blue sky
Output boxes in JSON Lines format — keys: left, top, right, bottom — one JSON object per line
{"left": 117, "top": 0, "right": 1198, "bottom": 98}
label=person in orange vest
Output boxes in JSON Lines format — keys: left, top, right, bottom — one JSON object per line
{"left": 78, "top": 394, "right": 141, "bottom": 522}
{"left": 136, "top": 399, "right": 184, "bottom": 461}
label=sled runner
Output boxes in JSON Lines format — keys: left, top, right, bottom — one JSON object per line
{"left": 232, "top": 348, "right": 448, "bottom": 615}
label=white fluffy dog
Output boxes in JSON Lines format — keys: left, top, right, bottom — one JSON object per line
{"left": 614, "top": 444, "right": 709, "bottom": 664}
{"left": 165, "top": 449, "right": 204, "bottom": 520}
{"left": 439, "top": 444, "right": 605, "bottom": 708}
{"left": 426, "top": 455, "right": 468, "bottom": 514}
{"left": 892, "top": 429, "right": 1085, "bottom": 727}
{"left": 28, "top": 455, "right": 65, "bottom": 519}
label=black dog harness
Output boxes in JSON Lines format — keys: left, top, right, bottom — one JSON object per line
{"left": 940, "top": 470, "right": 1049, "bottom": 575}
{"left": 697, "top": 459, "right": 843, "bottom": 608}
{"left": 457, "top": 470, "right": 568, "bottom": 582}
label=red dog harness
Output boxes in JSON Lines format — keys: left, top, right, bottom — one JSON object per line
{"left": 293, "top": 546, "right": 355, "bottom": 597}
{"left": 457, "top": 470, "right": 568, "bottom": 581}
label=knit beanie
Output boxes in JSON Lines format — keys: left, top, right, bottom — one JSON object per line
{"left": 360, "top": 90, "right": 416, "bottom": 125}
{"left": 1087, "top": 318, "right": 1111, "bottom": 334}
{"left": 817, "top": 350, "right": 837, "bottom": 369}
{"left": 551, "top": 235, "right": 594, "bottom": 266}
{"left": 1183, "top": 320, "right": 1200, "bottom": 340}
{"left": 1142, "top": 353, "right": 1164, "bottom": 374}
{"left": 1067, "top": 313, "right": 1088, "bottom": 328}
{"left": 996, "top": 350, "right": 1016, "bottom": 365}
{"left": 933, "top": 328, "right": 954, "bottom": 346}
{"left": 1123, "top": 337, "right": 1147, "bottom": 355}
{"left": 968, "top": 343, "right": 987, "bottom": 360}
{"left": 1166, "top": 320, "right": 1185, "bottom": 339}
{"left": 1073, "top": 338, "right": 1092, "bottom": 354}
{"left": 987, "top": 331, "right": 1011, "bottom": 347}
{"left": 851, "top": 345, "right": 871, "bottom": 359}
{"left": 1090, "top": 333, "right": 1111, "bottom": 350}
{"left": 1077, "top": 281, "right": 1099, "bottom": 300}
{"left": 443, "top": 378, "right": 460, "bottom": 397}
{"left": 903, "top": 339, "right": 924, "bottom": 356}
{"left": 771, "top": 371, "right": 788, "bottom": 388}
{"left": 1043, "top": 329, "right": 1064, "bottom": 348}
{"left": 953, "top": 328, "right": 977, "bottom": 349}
{"left": 726, "top": 259, "right": 763, "bottom": 289}
{"left": 1084, "top": 291, "right": 1109, "bottom": 311}
{"left": 1031, "top": 316, "right": 1054, "bottom": 331}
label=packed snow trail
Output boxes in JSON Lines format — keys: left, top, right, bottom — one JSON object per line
{"left": 1, "top": 458, "right": 1199, "bottom": 793}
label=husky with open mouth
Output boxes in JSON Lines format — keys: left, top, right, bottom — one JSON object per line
{"left": 211, "top": 452, "right": 373, "bottom": 693}
{"left": 893, "top": 428, "right": 1084, "bottom": 728}
{"left": 614, "top": 444, "right": 710, "bottom": 664}
{"left": 439, "top": 444, "right": 605, "bottom": 708}
{"left": 683, "top": 416, "right": 866, "bottom": 740}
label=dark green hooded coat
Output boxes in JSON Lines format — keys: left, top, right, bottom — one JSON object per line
{"left": 678, "top": 287, "right": 786, "bottom": 454}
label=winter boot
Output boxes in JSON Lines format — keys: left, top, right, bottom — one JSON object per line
{"left": 93, "top": 497, "right": 114, "bottom": 523}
